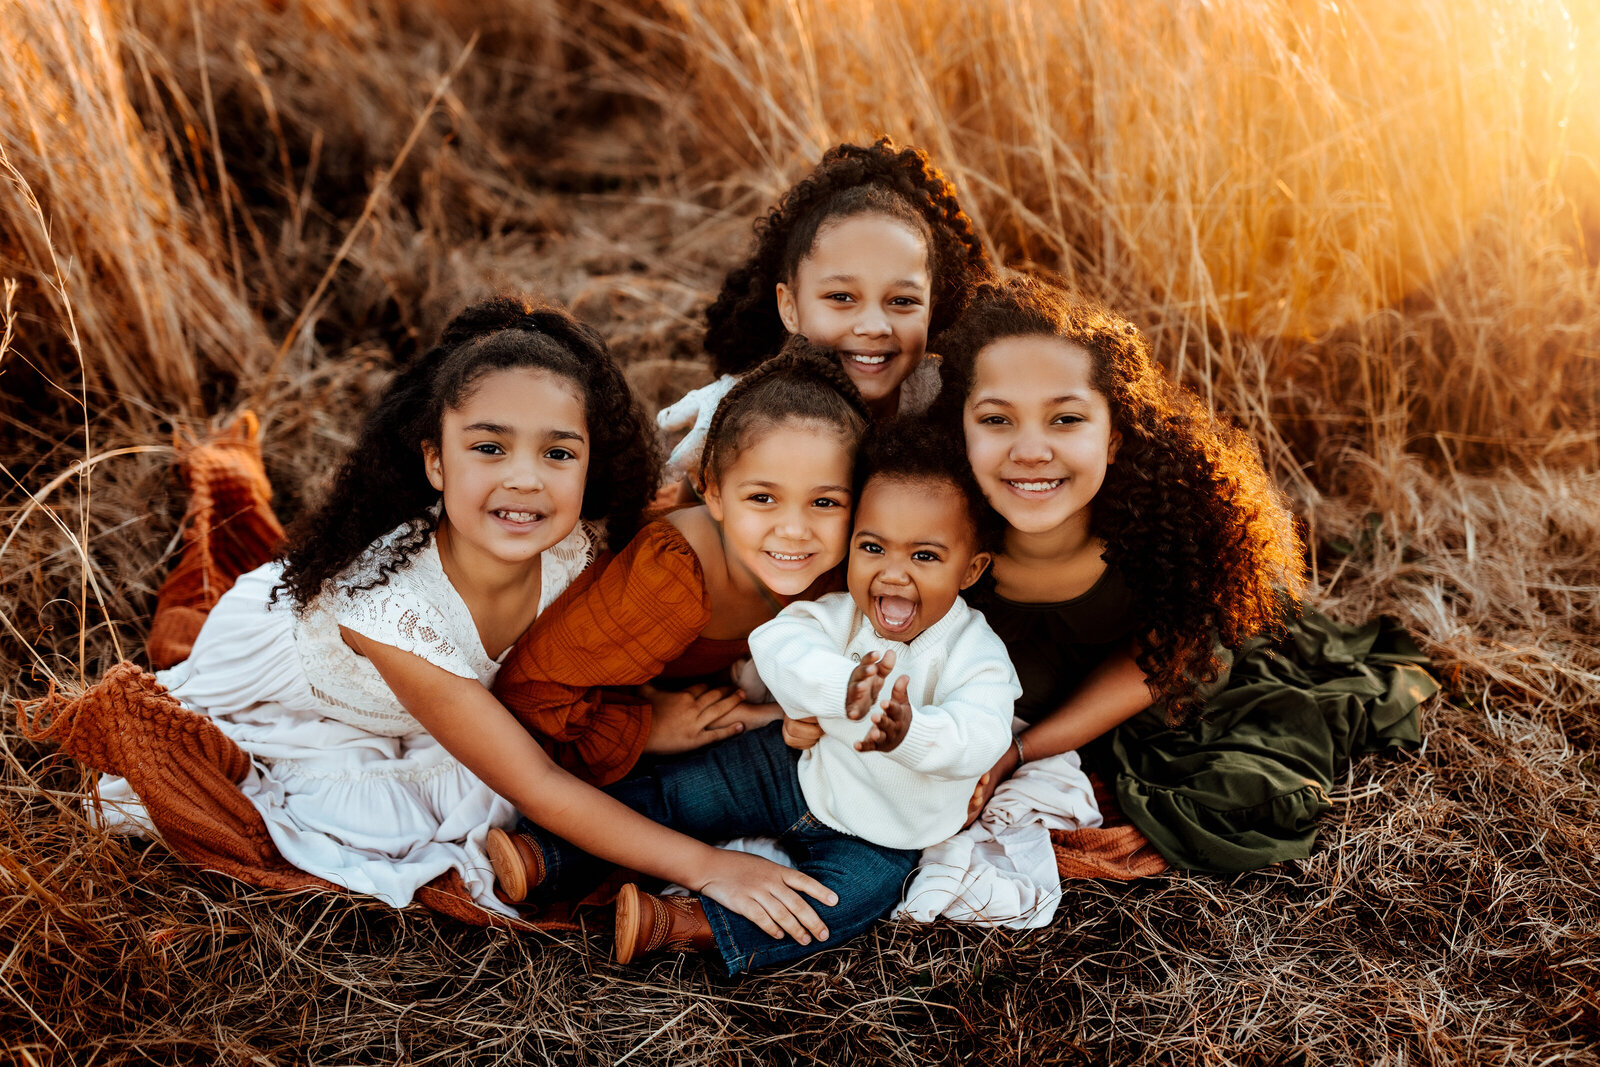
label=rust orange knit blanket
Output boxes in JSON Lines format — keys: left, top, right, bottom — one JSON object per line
{"left": 145, "top": 412, "right": 285, "bottom": 670}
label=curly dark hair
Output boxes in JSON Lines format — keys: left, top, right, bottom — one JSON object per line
{"left": 277, "top": 296, "right": 660, "bottom": 609}
{"left": 934, "top": 276, "right": 1305, "bottom": 721}
{"left": 702, "top": 138, "right": 994, "bottom": 377}
{"left": 699, "top": 335, "right": 872, "bottom": 487}
{"left": 854, "top": 414, "right": 1005, "bottom": 556}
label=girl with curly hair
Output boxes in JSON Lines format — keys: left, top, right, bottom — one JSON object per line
{"left": 926, "top": 276, "right": 1435, "bottom": 877}
{"left": 930, "top": 276, "right": 1367, "bottom": 871}
{"left": 657, "top": 137, "right": 993, "bottom": 483}
{"left": 98, "top": 297, "right": 838, "bottom": 932}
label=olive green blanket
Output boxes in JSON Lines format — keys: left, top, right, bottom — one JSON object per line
{"left": 1107, "top": 609, "right": 1439, "bottom": 872}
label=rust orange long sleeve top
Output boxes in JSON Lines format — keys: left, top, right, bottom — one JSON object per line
{"left": 493, "top": 520, "right": 747, "bottom": 785}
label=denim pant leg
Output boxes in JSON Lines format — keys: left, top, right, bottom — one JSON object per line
{"left": 704, "top": 818, "right": 920, "bottom": 976}
{"left": 514, "top": 722, "right": 811, "bottom": 904}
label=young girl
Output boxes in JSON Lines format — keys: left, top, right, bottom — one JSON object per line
{"left": 487, "top": 338, "right": 872, "bottom": 800}
{"left": 94, "top": 298, "right": 836, "bottom": 938}
{"left": 938, "top": 278, "right": 1428, "bottom": 872}
{"left": 657, "top": 138, "right": 993, "bottom": 482}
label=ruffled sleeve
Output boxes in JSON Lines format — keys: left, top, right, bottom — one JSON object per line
{"left": 493, "top": 520, "right": 711, "bottom": 785}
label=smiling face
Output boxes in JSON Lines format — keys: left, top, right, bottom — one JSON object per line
{"left": 702, "top": 417, "right": 856, "bottom": 598}
{"left": 423, "top": 366, "right": 589, "bottom": 569}
{"left": 775, "top": 213, "right": 932, "bottom": 417}
{"left": 962, "top": 334, "right": 1120, "bottom": 540}
{"left": 847, "top": 474, "right": 992, "bottom": 643}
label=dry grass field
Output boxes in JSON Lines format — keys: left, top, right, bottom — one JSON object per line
{"left": 2, "top": 0, "right": 1597, "bottom": 1062}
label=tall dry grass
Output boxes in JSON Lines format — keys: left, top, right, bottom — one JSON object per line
{"left": 1, "top": 0, "right": 1597, "bottom": 1062}
{"left": 641, "top": 0, "right": 1600, "bottom": 472}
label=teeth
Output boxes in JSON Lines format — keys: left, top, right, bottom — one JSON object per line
{"left": 768, "top": 551, "right": 809, "bottom": 561}
{"left": 496, "top": 510, "right": 539, "bottom": 522}
{"left": 849, "top": 353, "right": 889, "bottom": 365}
{"left": 1008, "top": 480, "right": 1062, "bottom": 492}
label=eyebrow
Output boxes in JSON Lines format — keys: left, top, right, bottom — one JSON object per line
{"left": 739, "top": 479, "right": 852, "bottom": 494}
{"left": 461, "top": 421, "right": 586, "bottom": 443}
{"left": 816, "top": 273, "right": 926, "bottom": 289}
{"left": 972, "top": 394, "right": 1089, "bottom": 407}
{"left": 855, "top": 529, "right": 949, "bottom": 551}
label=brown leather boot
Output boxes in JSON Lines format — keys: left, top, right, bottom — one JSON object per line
{"left": 613, "top": 883, "right": 716, "bottom": 964}
{"left": 485, "top": 827, "right": 546, "bottom": 903}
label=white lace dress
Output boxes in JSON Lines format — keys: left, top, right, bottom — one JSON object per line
{"left": 97, "top": 518, "right": 599, "bottom": 917}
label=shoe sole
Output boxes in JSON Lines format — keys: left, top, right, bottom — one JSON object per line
{"left": 486, "top": 827, "right": 528, "bottom": 902}
{"left": 614, "top": 883, "right": 643, "bottom": 964}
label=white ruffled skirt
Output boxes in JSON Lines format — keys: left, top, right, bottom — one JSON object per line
{"left": 96, "top": 565, "right": 519, "bottom": 916}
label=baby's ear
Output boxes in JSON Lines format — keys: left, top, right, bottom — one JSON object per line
{"left": 960, "top": 551, "right": 993, "bottom": 590}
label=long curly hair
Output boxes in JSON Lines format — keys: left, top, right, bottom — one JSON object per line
{"left": 699, "top": 335, "right": 873, "bottom": 488}
{"left": 277, "top": 296, "right": 659, "bottom": 609}
{"left": 935, "top": 277, "right": 1306, "bottom": 721}
{"left": 703, "top": 138, "right": 993, "bottom": 377}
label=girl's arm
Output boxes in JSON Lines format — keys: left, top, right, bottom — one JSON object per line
{"left": 965, "top": 645, "right": 1153, "bottom": 823}
{"left": 351, "top": 630, "right": 837, "bottom": 944}
{"left": 1016, "top": 645, "right": 1153, "bottom": 761}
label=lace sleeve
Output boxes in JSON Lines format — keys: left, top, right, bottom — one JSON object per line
{"left": 330, "top": 536, "right": 487, "bottom": 681}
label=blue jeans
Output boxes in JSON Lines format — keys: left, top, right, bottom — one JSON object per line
{"left": 518, "top": 721, "right": 919, "bottom": 975}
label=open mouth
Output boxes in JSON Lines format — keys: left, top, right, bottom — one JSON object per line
{"left": 1004, "top": 478, "right": 1063, "bottom": 495}
{"left": 873, "top": 594, "right": 918, "bottom": 636}
{"left": 492, "top": 508, "right": 545, "bottom": 524}
{"left": 763, "top": 550, "right": 815, "bottom": 569}
{"left": 842, "top": 351, "right": 896, "bottom": 370}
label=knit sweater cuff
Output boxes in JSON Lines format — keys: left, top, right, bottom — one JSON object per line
{"left": 888, "top": 704, "right": 942, "bottom": 770}
{"left": 791, "top": 657, "right": 857, "bottom": 722}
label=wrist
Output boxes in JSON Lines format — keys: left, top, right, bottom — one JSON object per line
{"left": 680, "top": 842, "right": 720, "bottom": 892}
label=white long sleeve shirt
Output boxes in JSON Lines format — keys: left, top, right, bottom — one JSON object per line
{"left": 747, "top": 592, "right": 1020, "bottom": 851}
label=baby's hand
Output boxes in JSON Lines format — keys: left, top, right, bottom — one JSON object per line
{"left": 782, "top": 715, "right": 824, "bottom": 751}
{"left": 845, "top": 650, "right": 897, "bottom": 720}
{"left": 856, "top": 676, "right": 912, "bottom": 753}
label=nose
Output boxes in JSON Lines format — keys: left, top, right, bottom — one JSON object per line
{"left": 852, "top": 305, "right": 891, "bottom": 338}
{"left": 502, "top": 454, "right": 544, "bottom": 493}
{"left": 774, "top": 503, "right": 809, "bottom": 540}
{"left": 879, "top": 557, "right": 911, "bottom": 585}
{"left": 1010, "top": 426, "right": 1052, "bottom": 464}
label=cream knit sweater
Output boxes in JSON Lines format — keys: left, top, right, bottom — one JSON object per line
{"left": 746, "top": 592, "right": 1020, "bottom": 851}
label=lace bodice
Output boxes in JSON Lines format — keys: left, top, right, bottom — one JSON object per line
{"left": 291, "top": 519, "right": 600, "bottom": 735}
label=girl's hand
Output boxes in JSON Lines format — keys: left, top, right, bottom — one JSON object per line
{"left": 782, "top": 715, "right": 824, "bottom": 751}
{"left": 964, "top": 742, "right": 1022, "bottom": 827}
{"left": 845, "top": 650, "right": 897, "bottom": 720}
{"left": 641, "top": 682, "right": 747, "bottom": 754}
{"left": 691, "top": 849, "right": 836, "bottom": 945}
{"left": 855, "top": 676, "right": 912, "bottom": 753}
{"left": 707, "top": 700, "right": 785, "bottom": 734}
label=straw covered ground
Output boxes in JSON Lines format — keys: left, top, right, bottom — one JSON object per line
{"left": 2, "top": 0, "right": 1597, "bottom": 1062}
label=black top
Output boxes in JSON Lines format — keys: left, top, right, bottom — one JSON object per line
{"left": 962, "top": 564, "right": 1142, "bottom": 724}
